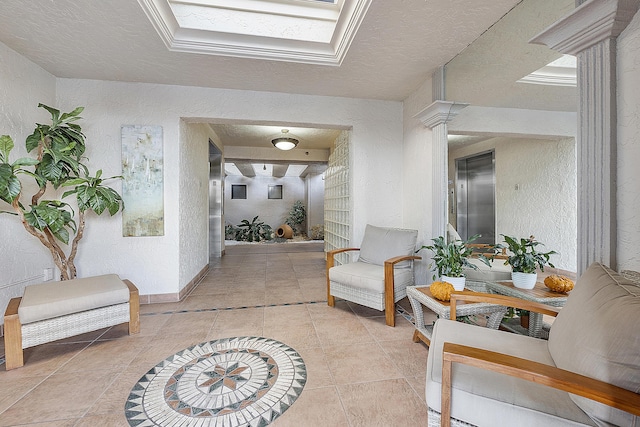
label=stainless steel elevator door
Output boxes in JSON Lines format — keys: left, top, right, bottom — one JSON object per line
{"left": 456, "top": 151, "right": 496, "bottom": 244}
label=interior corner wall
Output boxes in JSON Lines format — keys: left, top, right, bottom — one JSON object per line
{"left": 50, "top": 78, "right": 402, "bottom": 298}
{"left": 448, "top": 137, "right": 577, "bottom": 272}
{"left": 179, "top": 121, "right": 213, "bottom": 288}
{"left": 402, "top": 78, "right": 434, "bottom": 285}
{"left": 224, "top": 175, "right": 306, "bottom": 232}
{"left": 305, "top": 173, "right": 324, "bottom": 236}
{"left": 0, "top": 41, "right": 57, "bottom": 322}
{"left": 617, "top": 9, "right": 640, "bottom": 271}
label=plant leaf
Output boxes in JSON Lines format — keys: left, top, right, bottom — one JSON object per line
{"left": 0, "top": 135, "right": 14, "bottom": 162}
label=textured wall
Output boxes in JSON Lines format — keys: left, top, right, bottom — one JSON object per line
{"left": 617, "top": 10, "right": 640, "bottom": 271}
{"left": 43, "top": 78, "right": 403, "bottom": 296}
{"left": 179, "top": 122, "right": 213, "bottom": 288}
{"left": 306, "top": 173, "right": 325, "bottom": 236}
{"left": 402, "top": 78, "right": 434, "bottom": 285}
{"left": 0, "top": 41, "right": 57, "bottom": 322}
{"left": 449, "top": 137, "right": 577, "bottom": 272}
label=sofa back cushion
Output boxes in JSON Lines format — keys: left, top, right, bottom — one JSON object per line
{"left": 548, "top": 262, "right": 640, "bottom": 426}
{"left": 358, "top": 224, "right": 418, "bottom": 269}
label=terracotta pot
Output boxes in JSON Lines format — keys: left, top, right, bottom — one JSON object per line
{"left": 275, "top": 224, "right": 293, "bottom": 239}
{"left": 520, "top": 314, "right": 530, "bottom": 329}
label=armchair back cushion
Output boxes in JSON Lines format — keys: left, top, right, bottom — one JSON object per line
{"left": 548, "top": 263, "right": 640, "bottom": 426}
{"left": 357, "top": 224, "right": 418, "bottom": 269}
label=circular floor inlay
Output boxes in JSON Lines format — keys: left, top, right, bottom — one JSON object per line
{"left": 125, "top": 337, "right": 307, "bottom": 426}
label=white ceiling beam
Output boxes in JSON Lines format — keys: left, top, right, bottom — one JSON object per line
{"left": 272, "top": 164, "right": 289, "bottom": 178}
{"left": 234, "top": 162, "right": 256, "bottom": 177}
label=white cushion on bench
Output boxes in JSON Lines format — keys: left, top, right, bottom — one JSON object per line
{"left": 18, "top": 274, "right": 130, "bottom": 324}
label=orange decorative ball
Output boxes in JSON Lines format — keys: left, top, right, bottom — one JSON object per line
{"left": 544, "top": 275, "right": 574, "bottom": 293}
{"left": 430, "top": 281, "right": 456, "bottom": 302}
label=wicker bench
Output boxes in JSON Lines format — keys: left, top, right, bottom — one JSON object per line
{"left": 3, "top": 274, "right": 139, "bottom": 370}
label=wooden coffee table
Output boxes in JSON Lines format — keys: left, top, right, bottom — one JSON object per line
{"left": 485, "top": 281, "right": 570, "bottom": 338}
{"left": 407, "top": 281, "right": 508, "bottom": 346}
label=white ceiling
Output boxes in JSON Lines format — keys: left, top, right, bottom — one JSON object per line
{"left": 1, "top": 0, "right": 554, "bottom": 176}
{"left": 0, "top": 0, "right": 521, "bottom": 101}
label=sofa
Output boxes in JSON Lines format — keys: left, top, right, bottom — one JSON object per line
{"left": 425, "top": 262, "right": 640, "bottom": 426}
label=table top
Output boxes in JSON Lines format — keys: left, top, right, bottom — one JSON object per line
{"left": 486, "top": 281, "right": 570, "bottom": 305}
{"left": 407, "top": 281, "right": 504, "bottom": 318}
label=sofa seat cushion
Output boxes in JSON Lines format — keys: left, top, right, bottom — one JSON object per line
{"left": 18, "top": 274, "right": 130, "bottom": 325}
{"left": 463, "top": 258, "right": 512, "bottom": 282}
{"left": 357, "top": 224, "right": 418, "bottom": 269}
{"left": 548, "top": 263, "right": 640, "bottom": 427}
{"left": 329, "top": 261, "right": 414, "bottom": 294}
{"left": 426, "top": 319, "right": 596, "bottom": 427}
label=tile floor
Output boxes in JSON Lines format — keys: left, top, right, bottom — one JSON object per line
{"left": 0, "top": 242, "right": 434, "bottom": 426}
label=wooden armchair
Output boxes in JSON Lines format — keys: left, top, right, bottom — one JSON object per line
{"left": 426, "top": 263, "right": 640, "bottom": 427}
{"left": 326, "top": 224, "right": 420, "bottom": 326}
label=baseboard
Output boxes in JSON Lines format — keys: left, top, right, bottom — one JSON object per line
{"left": 139, "top": 264, "right": 209, "bottom": 305}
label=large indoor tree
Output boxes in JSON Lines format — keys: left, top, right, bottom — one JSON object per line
{"left": 0, "top": 104, "right": 124, "bottom": 280}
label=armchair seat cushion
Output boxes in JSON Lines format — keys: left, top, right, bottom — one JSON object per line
{"left": 426, "top": 319, "right": 596, "bottom": 427}
{"left": 329, "top": 261, "right": 414, "bottom": 294}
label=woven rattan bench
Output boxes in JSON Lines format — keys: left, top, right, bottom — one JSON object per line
{"left": 3, "top": 274, "right": 140, "bottom": 370}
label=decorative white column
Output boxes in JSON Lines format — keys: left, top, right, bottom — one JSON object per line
{"left": 414, "top": 100, "right": 467, "bottom": 240}
{"left": 531, "top": 0, "right": 639, "bottom": 275}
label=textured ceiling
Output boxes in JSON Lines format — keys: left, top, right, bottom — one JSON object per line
{"left": 0, "top": 0, "right": 522, "bottom": 101}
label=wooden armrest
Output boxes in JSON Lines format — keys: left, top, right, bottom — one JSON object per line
{"left": 449, "top": 291, "right": 561, "bottom": 320}
{"left": 384, "top": 255, "right": 422, "bottom": 265}
{"left": 326, "top": 247, "right": 360, "bottom": 268}
{"left": 440, "top": 342, "right": 640, "bottom": 427}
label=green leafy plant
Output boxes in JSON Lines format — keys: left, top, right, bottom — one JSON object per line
{"left": 285, "top": 200, "right": 306, "bottom": 235}
{"left": 0, "top": 104, "right": 124, "bottom": 280}
{"left": 234, "top": 216, "right": 273, "bottom": 242}
{"left": 417, "top": 234, "right": 490, "bottom": 279}
{"left": 496, "top": 235, "right": 556, "bottom": 274}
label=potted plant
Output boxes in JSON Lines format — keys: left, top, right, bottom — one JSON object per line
{"left": 417, "top": 234, "right": 490, "bottom": 291}
{"left": 496, "top": 235, "right": 556, "bottom": 289}
{"left": 0, "top": 104, "right": 124, "bottom": 280}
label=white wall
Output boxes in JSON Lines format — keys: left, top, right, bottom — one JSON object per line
{"left": 617, "top": 9, "right": 640, "bottom": 272}
{"left": 402, "top": 78, "right": 434, "bottom": 285}
{"left": 12, "top": 78, "right": 403, "bottom": 298}
{"left": 0, "top": 41, "right": 57, "bottom": 320}
{"left": 179, "top": 121, "right": 215, "bottom": 287}
{"left": 306, "top": 173, "right": 324, "bottom": 236}
{"left": 224, "top": 175, "right": 306, "bottom": 232}
{"left": 449, "top": 137, "right": 577, "bottom": 272}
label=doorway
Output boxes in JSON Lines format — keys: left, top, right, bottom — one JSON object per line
{"left": 455, "top": 151, "right": 496, "bottom": 244}
{"left": 209, "top": 141, "right": 223, "bottom": 258}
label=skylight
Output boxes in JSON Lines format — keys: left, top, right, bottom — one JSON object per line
{"left": 517, "top": 54, "right": 577, "bottom": 87}
{"left": 137, "top": 0, "right": 371, "bottom": 65}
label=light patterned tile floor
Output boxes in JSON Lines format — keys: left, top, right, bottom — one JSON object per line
{"left": 0, "top": 242, "right": 430, "bottom": 426}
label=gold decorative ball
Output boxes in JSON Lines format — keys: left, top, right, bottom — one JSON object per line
{"left": 430, "top": 281, "right": 456, "bottom": 302}
{"left": 544, "top": 275, "right": 574, "bottom": 293}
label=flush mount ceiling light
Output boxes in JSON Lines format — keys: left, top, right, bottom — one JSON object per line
{"left": 272, "top": 129, "right": 299, "bottom": 151}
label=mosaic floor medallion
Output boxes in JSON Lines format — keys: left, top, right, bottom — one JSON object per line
{"left": 125, "top": 336, "right": 307, "bottom": 427}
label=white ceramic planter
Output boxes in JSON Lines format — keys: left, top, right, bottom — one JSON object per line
{"left": 442, "top": 275, "right": 466, "bottom": 291}
{"left": 512, "top": 272, "right": 537, "bottom": 289}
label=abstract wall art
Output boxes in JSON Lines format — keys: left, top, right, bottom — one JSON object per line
{"left": 121, "top": 125, "right": 164, "bottom": 236}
